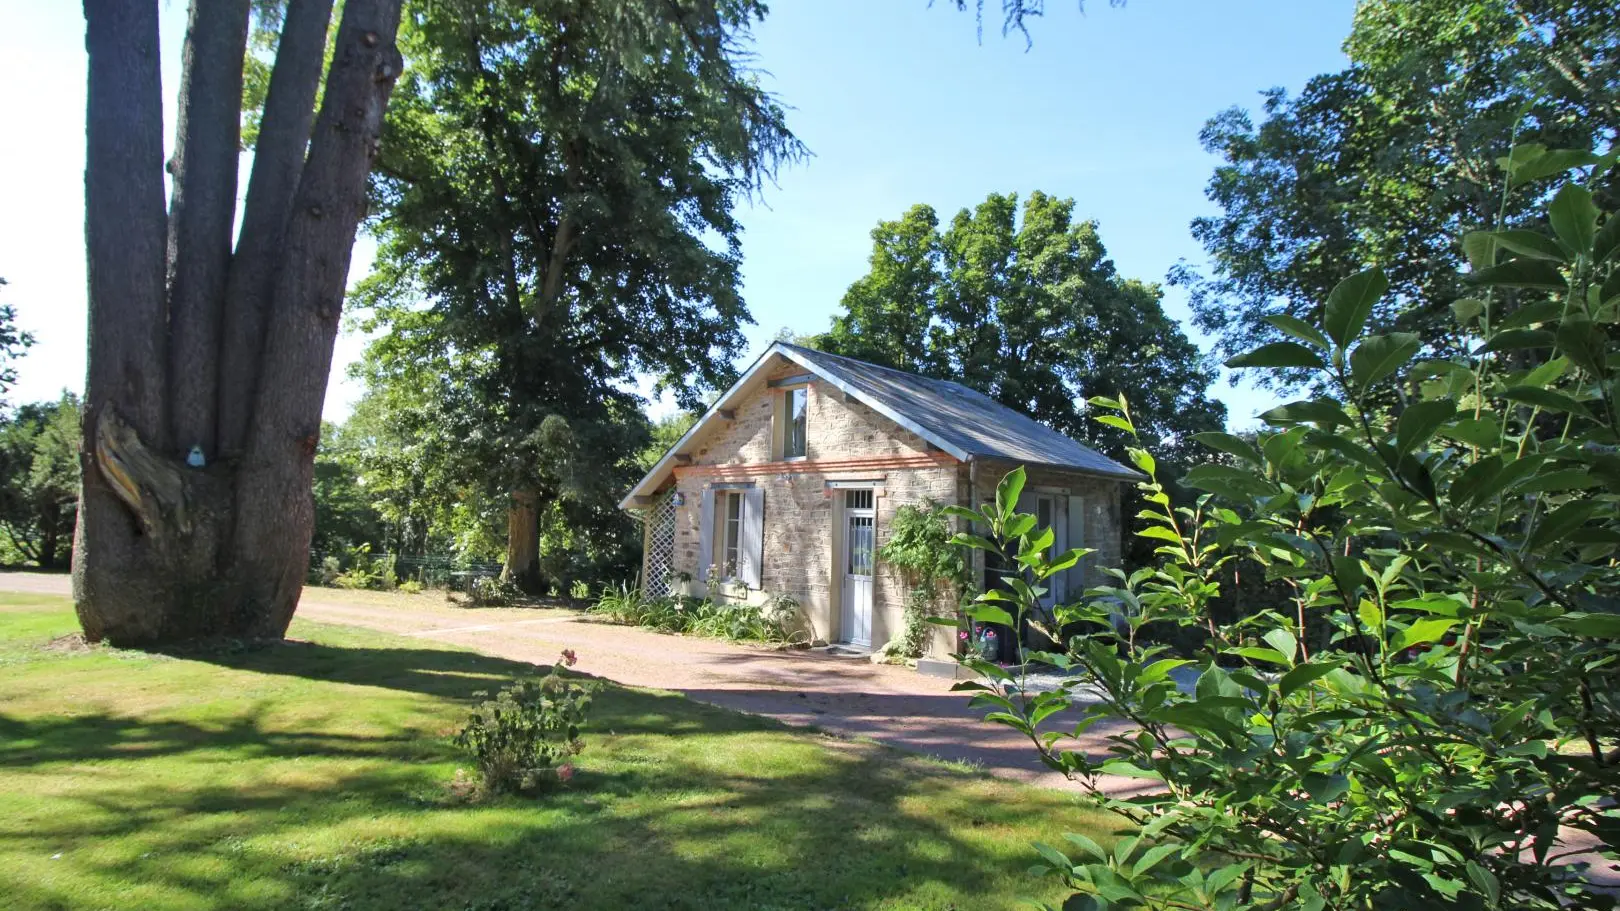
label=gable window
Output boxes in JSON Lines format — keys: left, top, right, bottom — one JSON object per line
{"left": 783, "top": 387, "right": 808, "bottom": 459}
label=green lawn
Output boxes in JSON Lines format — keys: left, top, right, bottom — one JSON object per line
{"left": 0, "top": 593, "right": 1111, "bottom": 910}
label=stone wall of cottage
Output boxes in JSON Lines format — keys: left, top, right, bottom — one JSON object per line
{"left": 647, "top": 354, "right": 1128, "bottom": 655}
{"left": 661, "top": 356, "right": 958, "bottom": 648}
{"left": 966, "top": 458, "right": 1127, "bottom": 592}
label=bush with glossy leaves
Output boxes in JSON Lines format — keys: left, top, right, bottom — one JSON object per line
{"left": 952, "top": 148, "right": 1620, "bottom": 910}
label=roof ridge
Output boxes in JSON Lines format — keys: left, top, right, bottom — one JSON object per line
{"left": 775, "top": 341, "right": 987, "bottom": 399}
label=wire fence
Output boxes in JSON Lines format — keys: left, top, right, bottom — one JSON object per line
{"left": 309, "top": 550, "right": 503, "bottom": 590}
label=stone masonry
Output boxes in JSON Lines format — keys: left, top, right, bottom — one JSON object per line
{"left": 650, "top": 353, "right": 1125, "bottom": 656}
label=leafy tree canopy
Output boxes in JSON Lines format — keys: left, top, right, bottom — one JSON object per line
{"left": 1180, "top": 0, "right": 1620, "bottom": 386}
{"left": 815, "top": 191, "right": 1227, "bottom": 473}
{"left": 350, "top": 0, "right": 801, "bottom": 587}
{"left": 0, "top": 393, "right": 80, "bottom": 570}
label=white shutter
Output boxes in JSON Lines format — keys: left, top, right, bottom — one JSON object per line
{"left": 697, "top": 489, "right": 715, "bottom": 581}
{"left": 1066, "top": 495, "right": 1087, "bottom": 595}
{"left": 739, "top": 488, "right": 765, "bottom": 589}
{"left": 1049, "top": 498, "right": 1067, "bottom": 603}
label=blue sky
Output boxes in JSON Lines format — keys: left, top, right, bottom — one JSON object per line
{"left": 0, "top": 0, "right": 1356, "bottom": 428}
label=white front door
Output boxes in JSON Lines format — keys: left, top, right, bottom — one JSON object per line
{"left": 840, "top": 488, "right": 875, "bottom": 648}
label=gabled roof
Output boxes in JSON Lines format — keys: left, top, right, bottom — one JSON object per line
{"left": 620, "top": 342, "right": 1139, "bottom": 509}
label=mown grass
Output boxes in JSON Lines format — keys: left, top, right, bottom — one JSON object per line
{"left": 0, "top": 593, "right": 1111, "bottom": 910}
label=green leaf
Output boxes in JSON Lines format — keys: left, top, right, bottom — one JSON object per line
{"left": 1395, "top": 401, "right": 1456, "bottom": 454}
{"left": 1132, "top": 843, "right": 1182, "bottom": 878}
{"left": 1548, "top": 184, "right": 1600, "bottom": 256}
{"left": 1137, "top": 525, "right": 1184, "bottom": 545}
{"left": 1062, "top": 832, "right": 1110, "bottom": 862}
{"left": 965, "top": 604, "right": 1015, "bottom": 628}
{"left": 1323, "top": 268, "right": 1388, "bottom": 347}
{"left": 1442, "top": 417, "right": 1499, "bottom": 449}
{"left": 1398, "top": 618, "right": 1457, "bottom": 650}
{"left": 1183, "top": 464, "right": 1276, "bottom": 500}
{"left": 1496, "top": 299, "right": 1567, "bottom": 332}
{"left": 1468, "top": 259, "right": 1567, "bottom": 291}
{"left": 1528, "top": 500, "right": 1603, "bottom": 551}
{"left": 1004, "top": 514, "right": 1037, "bottom": 539}
{"left": 1280, "top": 662, "right": 1339, "bottom": 697}
{"left": 1128, "top": 447, "right": 1156, "bottom": 476}
{"left": 1263, "top": 313, "right": 1330, "bottom": 349}
{"left": 1485, "top": 229, "right": 1570, "bottom": 262}
{"left": 1261, "top": 399, "right": 1352, "bottom": 428}
{"left": 995, "top": 467, "right": 1026, "bottom": 522}
{"left": 1451, "top": 298, "right": 1486, "bottom": 325}
{"left": 1507, "top": 146, "right": 1597, "bottom": 187}
{"left": 1263, "top": 628, "right": 1299, "bottom": 663}
{"left": 1302, "top": 771, "right": 1350, "bottom": 802}
{"left": 1559, "top": 613, "right": 1620, "bottom": 638}
{"left": 1465, "top": 860, "right": 1500, "bottom": 906}
{"left": 1032, "top": 841, "right": 1073, "bottom": 871}
{"left": 1595, "top": 213, "right": 1620, "bottom": 266}
{"left": 1557, "top": 318, "right": 1609, "bottom": 377}
{"left": 1501, "top": 386, "right": 1591, "bottom": 417}
{"left": 1193, "top": 432, "right": 1263, "bottom": 465}
{"left": 951, "top": 533, "right": 999, "bottom": 552}
{"left": 1140, "top": 658, "right": 1193, "bottom": 683}
{"left": 1476, "top": 329, "right": 1555, "bottom": 354}
{"left": 1227, "top": 646, "right": 1291, "bottom": 666}
{"left": 1226, "top": 342, "right": 1327, "bottom": 370}
{"left": 1093, "top": 414, "right": 1134, "bottom": 433}
{"left": 1349, "top": 332, "right": 1421, "bottom": 390}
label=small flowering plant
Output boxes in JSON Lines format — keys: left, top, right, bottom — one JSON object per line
{"left": 452, "top": 650, "right": 592, "bottom": 795}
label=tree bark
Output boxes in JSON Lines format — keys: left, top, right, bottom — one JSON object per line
{"left": 218, "top": 0, "right": 334, "bottom": 457}
{"left": 226, "top": 0, "right": 404, "bottom": 636}
{"left": 165, "top": 0, "right": 250, "bottom": 460}
{"left": 501, "top": 490, "right": 541, "bottom": 591}
{"left": 75, "top": 0, "right": 403, "bottom": 646}
{"left": 74, "top": 0, "right": 174, "bottom": 643}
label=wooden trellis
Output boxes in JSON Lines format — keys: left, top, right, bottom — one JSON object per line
{"left": 641, "top": 488, "right": 678, "bottom": 597}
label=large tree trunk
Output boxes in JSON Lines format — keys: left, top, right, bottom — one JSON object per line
{"left": 74, "top": 0, "right": 403, "bottom": 646}
{"left": 501, "top": 490, "right": 541, "bottom": 592}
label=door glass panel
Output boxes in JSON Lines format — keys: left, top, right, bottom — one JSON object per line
{"left": 1037, "top": 497, "right": 1052, "bottom": 536}
{"left": 844, "top": 488, "right": 872, "bottom": 511}
{"left": 847, "top": 516, "right": 874, "bottom": 576}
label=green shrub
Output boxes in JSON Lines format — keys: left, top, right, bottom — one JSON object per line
{"left": 452, "top": 651, "right": 590, "bottom": 795}
{"left": 316, "top": 554, "right": 342, "bottom": 586}
{"left": 878, "top": 502, "right": 970, "bottom": 658}
{"left": 591, "top": 581, "right": 805, "bottom": 645}
{"left": 469, "top": 575, "right": 521, "bottom": 607}
{"left": 397, "top": 579, "right": 424, "bottom": 595}
{"left": 954, "top": 153, "right": 1620, "bottom": 911}
{"left": 568, "top": 580, "right": 591, "bottom": 601}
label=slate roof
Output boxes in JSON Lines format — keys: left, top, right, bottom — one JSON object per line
{"left": 620, "top": 342, "right": 1139, "bottom": 509}
{"left": 774, "top": 343, "right": 1139, "bottom": 479}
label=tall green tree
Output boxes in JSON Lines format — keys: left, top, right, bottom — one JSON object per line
{"left": 1180, "top": 0, "right": 1620, "bottom": 381}
{"left": 75, "top": 0, "right": 403, "bottom": 644}
{"left": 356, "top": 0, "right": 801, "bottom": 589}
{"left": 819, "top": 191, "right": 1228, "bottom": 473}
{"left": 0, "top": 278, "right": 33, "bottom": 409}
{"left": 0, "top": 394, "right": 82, "bottom": 570}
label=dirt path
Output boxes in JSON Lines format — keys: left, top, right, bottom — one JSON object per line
{"left": 2, "top": 573, "right": 1140, "bottom": 795}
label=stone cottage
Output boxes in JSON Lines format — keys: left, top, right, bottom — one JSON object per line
{"left": 620, "top": 342, "right": 1138, "bottom": 655}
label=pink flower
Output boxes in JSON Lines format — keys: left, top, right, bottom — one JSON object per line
{"left": 560, "top": 649, "right": 578, "bottom": 667}
{"left": 557, "top": 762, "right": 575, "bottom": 782}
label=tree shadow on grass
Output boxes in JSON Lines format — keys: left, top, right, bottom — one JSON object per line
{"left": 1, "top": 639, "right": 1101, "bottom": 910}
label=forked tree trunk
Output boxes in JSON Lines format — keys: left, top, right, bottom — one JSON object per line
{"left": 501, "top": 490, "right": 541, "bottom": 592}
{"left": 73, "top": 0, "right": 403, "bottom": 645}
